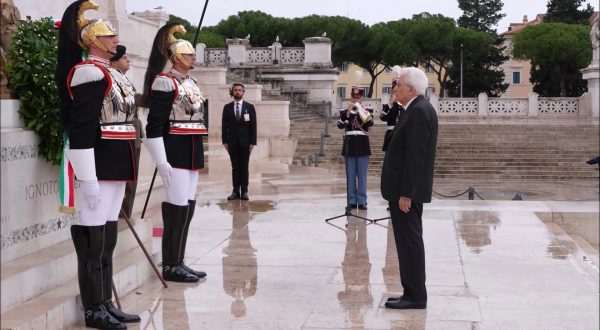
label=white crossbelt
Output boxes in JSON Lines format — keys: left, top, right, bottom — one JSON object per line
{"left": 387, "top": 126, "right": 394, "bottom": 130}
{"left": 345, "top": 131, "right": 368, "bottom": 136}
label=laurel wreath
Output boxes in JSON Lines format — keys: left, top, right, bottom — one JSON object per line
{"left": 7, "top": 17, "right": 62, "bottom": 165}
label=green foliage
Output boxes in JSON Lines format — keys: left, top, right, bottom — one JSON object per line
{"left": 212, "top": 11, "right": 288, "bottom": 47}
{"left": 404, "top": 13, "right": 458, "bottom": 96}
{"left": 513, "top": 23, "right": 591, "bottom": 96}
{"left": 198, "top": 28, "right": 226, "bottom": 48}
{"left": 457, "top": 0, "right": 506, "bottom": 35}
{"left": 168, "top": 14, "right": 226, "bottom": 47}
{"left": 7, "top": 17, "right": 62, "bottom": 165}
{"left": 545, "top": 0, "right": 594, "bottom": 25}
{"left": 208, "top": 10, "right": 510, "bottom": 97}
{"left": 446, "top": 28, "right": 509, "bottom": 97}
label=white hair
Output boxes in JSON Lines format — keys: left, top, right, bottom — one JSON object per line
{"left": 398, "top": 67, "right": 428, "bottom": 96}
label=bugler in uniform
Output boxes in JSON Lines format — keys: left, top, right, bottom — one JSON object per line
{"left": 337, "top": 87, "right": 374, "bottom": 210}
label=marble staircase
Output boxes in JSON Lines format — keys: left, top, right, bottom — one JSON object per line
{"left": 290, "top": 120, "right": 600, "bottom": 180}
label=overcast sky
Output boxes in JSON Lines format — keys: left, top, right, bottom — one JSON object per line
{"left": 125, "top": 0, "right": 597, "bottom": 34}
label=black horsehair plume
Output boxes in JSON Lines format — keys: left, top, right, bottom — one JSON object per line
{"left": 55, "top": 0, "right": 85, "bottom": 129}
{"left": 142, "top": 23, "right": 182, "bottom": 107}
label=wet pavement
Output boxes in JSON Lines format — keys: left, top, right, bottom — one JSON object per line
{"left": 90, "top": 164, "right": 598, "bottom": 330}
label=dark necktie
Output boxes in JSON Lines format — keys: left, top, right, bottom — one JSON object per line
{"left": 235, "top": 103, "right": 240, "bottom": 119}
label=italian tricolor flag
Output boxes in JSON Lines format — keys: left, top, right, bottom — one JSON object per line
{"left": 59, "top": 131, "right": 75, "bottom": 214}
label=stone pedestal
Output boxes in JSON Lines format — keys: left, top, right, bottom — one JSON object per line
{"left": 528, "top": 92, "right": 539, "bottom": 116}
{"left": 303, "top": 37, "right": 332, "bottom": 68}
{"left": 1, "top": 101, "right": 77, "bottom": 264}
{"left": 271, "top": 41, "right": 282, "bottom": 64}
{"left": 226, "top": 38, "right": 250, "bottom": 66}
{"left": 196, "top": 43, "right": 206, "bottom": 66}
{"left": 581, "top": 65, "right": 599, "bottom": 117}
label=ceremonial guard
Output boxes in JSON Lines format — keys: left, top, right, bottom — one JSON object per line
{"left": 380, "top": 81, "right": 404, "bottom": 151}
{"left": 56, "top": 0, "right": 140, "bottom": 328}
{"left": 143, "top": 23, "right": 208, "bottom": 283}
{"left": 337, "top": 87, "right": 374, "bottom": 210}
{"left": 108, "top": 45, "right": 144, "bottom": 219}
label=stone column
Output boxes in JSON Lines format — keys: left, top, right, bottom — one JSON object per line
{"left": 528, "top": 92, "right": 539, "bottom": 116}
{"left": 303, "top": 37, "right": 332, "bottom": 68}
{"left": 582, "top": 67, "right": 599, "bottom": 117}
{"left": 271, "top": 40, "right": 282, "bottom": 64}
{"left": 582, "top": 14, "right": 600, "bottom": 117}
{"left": 478, "top": 93, "right": 488, "bottom": 116}
{"left": 429, "top": 93, "right": 439, "bottom": 114}
{"left": 226, "top": 38, "right": 250, "bottom": 66}
{"left": 196, "top": 43, "right": 206, "bottom": 66}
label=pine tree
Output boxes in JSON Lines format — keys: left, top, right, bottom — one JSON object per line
{"left": 545, "top": 0, "right": 594, "bottom": 25}
{"left": 450, "top": 0, "right": 509, "bottom": 97}
{"left": 457, "top": 0, "right": 506, "bottom": 35}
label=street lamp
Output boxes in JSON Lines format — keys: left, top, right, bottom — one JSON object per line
{"left": 460, "top": 43, "right": 464, "bottom": 98}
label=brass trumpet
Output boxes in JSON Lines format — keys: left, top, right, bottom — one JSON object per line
{"left": 351, "top": 102, "right": 373, "bottom": 123}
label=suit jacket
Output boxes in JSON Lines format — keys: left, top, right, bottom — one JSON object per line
{"left": 222, "top": 100, "right": 257, "bottom": 148}
{"left": 380, "top": 95, "right": 438, "bottom": 203}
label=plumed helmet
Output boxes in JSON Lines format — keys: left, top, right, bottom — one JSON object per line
{"left": 166, "top": 25, "right": 195, "bottom": 67}
{"left": 77, "top": 0, "right": 117, "bottom": 51}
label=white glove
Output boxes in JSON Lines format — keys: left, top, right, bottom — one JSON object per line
{"left": 157, "top": 162, "right": 173, "bottom": 187}
{"left": 143, "top": 137, "right": 173, "bottom": 187}
{"left": 80, "top": 180, "right": 100, "bottom": 210}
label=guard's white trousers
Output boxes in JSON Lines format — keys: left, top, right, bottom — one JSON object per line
{"left": 78, "top": 181, "right": 126, "bottom": 226}
{"left": 164, "top": 168, "right": 199, "bottom": 206}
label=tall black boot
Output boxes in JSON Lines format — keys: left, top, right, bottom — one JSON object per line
{"left": 179, "top": 200, "right": 207, "bottom": 278}
{"left": 102, "top": 221, "right": 141, "bottom": 323}
{"left": 71, "top": 225, "right": 126, "bottom": 329}
{"left": 162, "top": 202, "right": 199, "bottom": 283}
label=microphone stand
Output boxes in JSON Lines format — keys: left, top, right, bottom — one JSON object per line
{"left": 325, "top": 111, "right": 373, "bottom": 224}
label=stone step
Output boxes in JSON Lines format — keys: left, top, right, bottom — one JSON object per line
{"left": 0, "top": 223, "right": 159, "bottom": 330}
{"left": 0, "top": 219, "right": 153, "bottom": 313}
{"left": 290, "top": 119, "right": 600, "bottom": 180}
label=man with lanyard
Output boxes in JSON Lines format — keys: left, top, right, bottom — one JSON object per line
{"left": 337, "top": 87, "right": 374, "bottom": 210}
{"left": 55, "top": 0, "right": 140, "bottom": 328}
{"left": 222, "top": 83, "right": 258, "bottom": 201}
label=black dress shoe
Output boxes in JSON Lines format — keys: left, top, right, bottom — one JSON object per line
{"left": 385, "top": 299, "right": 426, "bottom": 309}
{"left": 348, "top": 204, "right": 357, "bottom": 209}
{"left": 163, "top": 265, "right": 199, "bottom": 283}
{"left": 85, "top": 304, "right": 126, "bottom": 329}
{"left": 227, "top": 192, "right": 240, "bottom": 200}
{"left": 104, "top": 300, "right": 141, "bottom": 323}
{"left": 181, "top": 262, "right": 207, "bottom": 278}
{"left": 386, "top": 296, "right": 403, "bottom": 302}
{"left": 240, "top": 192, "right": 249, "bottom": 200}
{"left": 358, "top": 204, "right": 367, "bottom": 210}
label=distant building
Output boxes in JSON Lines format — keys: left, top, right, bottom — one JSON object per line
{"left": 500, "top": 14, "right": 545, "bottom": 98}
{"left": 333, "top": 62, "right": 441, "bottom": 101}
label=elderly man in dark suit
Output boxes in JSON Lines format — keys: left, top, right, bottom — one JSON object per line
{"left": 222, "top": 83, "right": 257, "bottom": 201}
{"left": 380, "top": 67, "right": 438, "bottom": 309}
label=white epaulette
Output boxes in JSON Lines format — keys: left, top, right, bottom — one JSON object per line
{"left": 151, "top": 75, "right": 176, "bottom": 92}
{"left": 70, "top": 63, "right": 105, "bottom": 87}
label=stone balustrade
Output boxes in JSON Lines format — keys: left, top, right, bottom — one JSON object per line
{"left": 428, "top": 92, "right": 593, "bottom": 116}
{"left": 200, "top": 39, "right": 321, "bottom": 68}
{"left": 335, "top": 92, "right": 595, "bottom": 118}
